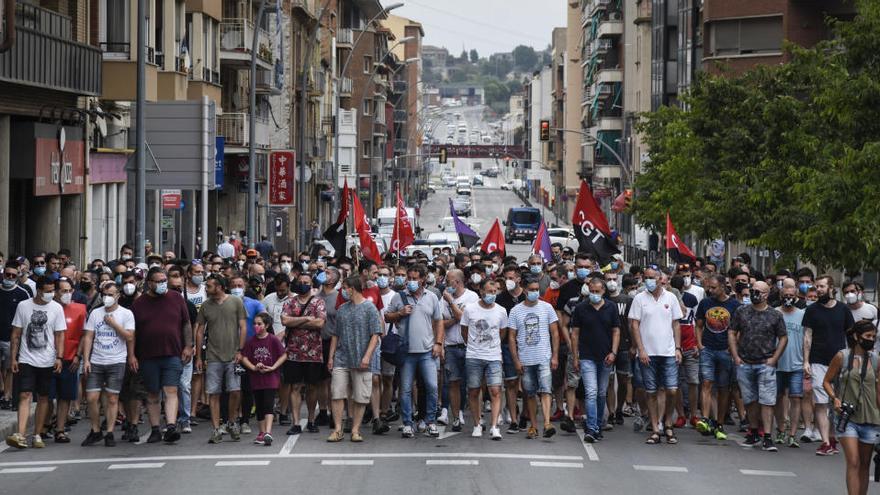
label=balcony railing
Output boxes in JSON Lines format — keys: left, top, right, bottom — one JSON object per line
{"left": 392, "top": 81, "right": 407, "bottom": 94}
{"left": 337, "top": 28, "right": 353, "bottom": 46}
{"left": 340, "top": 77, "right": 353, "bottom": 96}
{"left": 219, "top": 19, "right": 271, "bottom": 63}
{"left": 394, "top": 139, "right": 408, "bottom": 153}
{"left": 393, "top": 110, "right": 407, "bottom": 123}
{"left": 216, "top": 113, "right": 269, "bottom": 148}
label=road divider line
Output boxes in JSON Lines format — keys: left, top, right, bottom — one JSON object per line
{"left": 108, "top": 463, "right": 165, "bottom": 470}
{"left": 278, "top": 419, "right": 307, "bottom": 456}
{"left": 580, "top": 440, "right": 599, "bottom": 462}
{"left": 529, "top": 461, "right": 584, "bottom": 469}
{"left": 215, "top": 460, "right": 271, "bottom": 467}
{"left": 0, "top": 466, "right": 57, "bottom": 474}
{"left": 740, "top": 469, "right": 796, "bottom": 477}
{"left": 633, "top": 465, "right": 689, "bottom": 473}
{"left": 321, "top": 460, "right": 374, "bottom": 466}
{"left": 426, "top": 460, "right": 478, "bottom": 466}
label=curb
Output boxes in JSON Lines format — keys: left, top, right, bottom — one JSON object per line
{"left": 0, "top": 404, "right": 36, "bottom": 441}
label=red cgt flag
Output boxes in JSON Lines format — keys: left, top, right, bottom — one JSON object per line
{"left": 480, "top": 218, "right": 506, "bottom": 256}
{"left": 391, "top": 189, "right": 415, "bottom": 255}
{"left": 666, "top": 212, "right": 696, "bottom": 264}
{"left": 351, "top": 190, "right": 382, "bottom": 264}
{"left": 571, "top": 180, "right": 620, "bottom": 265}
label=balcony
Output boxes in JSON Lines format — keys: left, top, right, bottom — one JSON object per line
{"left": 0, "top": 2, "right": 101, "bottom": 95}
{"left": 393, "top": 110, "right": 407, "bottom": 123}
{"left": 219, "top": 19, "right": 272, "bottom": 69}
{"left": 340, "top": 77, "right": 353, "bottom": 97}
{"left": 589, "top": 0, "right": 614, "bottom": 16}
{"left": 394, "top": 139, "right": 408, "bottom": 154}
{"left": 336, "top": 28, "right": 353, "bottom": 48}
{"left": 597, "top": 18, "right": 623, "bottom": 38}
{"left": 216, "top": 113, "right": 270, "bottom": 149}
{"left": 298, "top": 67, "right": 325, "bottom": 96}
{"left": 392, "top": 80, "right": 407, "bottom": 94}
{"left": 291, "top": 0, "right": 317, "bottom": 21}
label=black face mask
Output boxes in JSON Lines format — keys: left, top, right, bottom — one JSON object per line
{"left": 859, "top": 339, "right": 875, "bottom": 351}
{"left": 78, "top": 281, "right": 93, "bottom": 292}
{"left": 782, "top": 296, "right": 796, "bottom": 307}
{"left": 735, "top": 281, "right": 749, "bottom": 293}
{"left": 293, "top": 284, "right": 311, "bottom": 295}
{"left": 750, "top": 290, "right": 764, "bottom": 304}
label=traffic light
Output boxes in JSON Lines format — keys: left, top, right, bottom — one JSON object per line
{"left": 439, "top": 147, "right": 447, "bottom": 164}
{"left": 624, "top": 188, "right": 633, "bottom": 209}
{"left": 539, "top": 120, "right": 550, "bottom": 141}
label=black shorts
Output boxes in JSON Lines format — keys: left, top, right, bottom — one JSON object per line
{"left": 283, "top": 361, "right": 328, "bottom": 385}
{"left": 615, "top": 350, "right": 632, "bottom": 376}
{"left": 17, "top": 363, "right": 53, "bottom": 396}
{"left": 120, "top": 368, "right": 148, "bottom": 402}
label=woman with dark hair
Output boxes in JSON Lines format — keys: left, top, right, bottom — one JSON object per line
{"left": 823, "top": 319, "right": 880, "bottom": 495}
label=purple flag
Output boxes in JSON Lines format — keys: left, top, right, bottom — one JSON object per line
{"left": 532, "top": 220, "right": 553, "bottom": 263}
{"left": 449, "top": 198, "right": 480, "bottom": 248}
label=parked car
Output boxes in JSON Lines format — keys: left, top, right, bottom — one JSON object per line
{"left": 472, "top": 176, "right": 484, "bottom": 186}
{"left": 547, "top": 227, "right": 578, "bottom": 249}
{"left": 500, "top": 181, "right": 514, "bottom": 190}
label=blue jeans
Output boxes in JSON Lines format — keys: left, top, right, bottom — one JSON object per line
{"left": 640, "top": 356, "right": 678, "bottom": 393}
{"left": 580, "top": 360, "right": 612, "bottom": 433}
{"left": 400, "top": 351, "right": 439, "bottom": 426}
{"left": 736, "top": 363, "right": 777, "bottom": 406}
{"left": 177, "top": 359, "right": 193, "bottom": 424}
{"left": 699, "top": 348, "right": 733, "bottom": 386}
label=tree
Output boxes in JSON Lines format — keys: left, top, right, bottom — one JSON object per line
{"left": 460, "top": 50, "right": 468, "bottom": 63}
{"left": 512, "top": 45, "right": 538, "bottom": 71}
{"left": 469, "top": 49, "right": 479, "bottom": 63}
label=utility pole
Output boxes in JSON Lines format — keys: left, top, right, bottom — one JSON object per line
{"left": 246, "top": 0, "right": 269, "bottom": 249}
{"left": 135, "top": 0, "right": 146, "bottom": 261}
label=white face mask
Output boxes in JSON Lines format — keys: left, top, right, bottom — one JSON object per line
{"left": 549, "top": 280, "right": 560, "bottom": 290}
{"left": 471, "top": 273, "right": 483, "bottom": 285}
{"left": 845, "top": 292, "right": 860, "bottom": 305}
{"left": 580, "top": 284, "right": 590, "bottom": 297}
{"left": 505, "top": 279, "right": 516, "bottom": 292}
{"left": 231, "top": 287, "right": 245, "bottom": 298}
{"left": 103, "top": 295, "right": 116, "bottom": 308}
{"left": 683, "top": 276, "right": 692, "bottom": 287}
{"left": 41, "top": 292, "right": 55, "bottom": 303}
{"left": 60, "top": 293, "right": 72, "bottom": 305}
{"left": 606, "top": 280, "right": 619, "bottom": 294}
{"left": 123, "top": 283, "right": 136, "bottom": 296}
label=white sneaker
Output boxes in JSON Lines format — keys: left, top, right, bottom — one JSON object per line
{"left": 417, "top": 420, "right": 427, "bottom": 433}
{"left": 437, "top": 408, "right": 449, "bottom": 426}
{"left": 472, "top": 425, "right": 483, "bottom": 437}
{"left": 502, "top": 409, "right": 512, "bottom": 425}
{"left": 458, "top": 411, "right": 465, "bottom": 425}
{"left": 807, "top": 427, "right": 822, "bottom": 442}
{"left": 490, "top": 426, "right": 502, "bottom": 440}
{"left": 483, "top": 400, "right": 491, "bottom": 412}
{"left": 402, "top": 425, "right": 414, "bottom": 438}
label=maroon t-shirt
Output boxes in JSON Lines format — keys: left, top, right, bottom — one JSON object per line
{"left": 132, "top": 293, "right": 190, "bottom": 360}
{"left": 243, "top": 333, "right": 286, "bottom": 390}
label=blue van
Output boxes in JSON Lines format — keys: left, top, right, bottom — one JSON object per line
{"left": 504, "top": 207, "right": 541, "bottom": 243}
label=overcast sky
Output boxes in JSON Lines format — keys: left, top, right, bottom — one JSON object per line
{"left": 390, "top": 0, "right": 567, "bottom": 56}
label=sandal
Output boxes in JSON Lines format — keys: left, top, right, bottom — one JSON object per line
{"left": 54, "top": 431, "right": 70, "bottom": 443}
{"left": 665, "top": 427, "right": 678, "bottom": 444}
{"left": 646, "top": 432, "right": 661, "bottom": 444}
{"left": 326, "top": 430, "right": 344, "bottom": 442}
{"left": 350, "top": 432, "right": 364, "bottom": 442}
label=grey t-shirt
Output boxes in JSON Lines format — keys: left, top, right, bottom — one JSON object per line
{"left": 329, "top": 300, "right": 382, "bottom": 369}
{"left": 388, "top": 289, "right": 443, "bottom": 353}
{"left": 316, "top": 289, "right": 339, "bottom": 340}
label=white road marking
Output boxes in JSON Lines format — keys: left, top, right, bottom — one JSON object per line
{"left": 426, "top": 460, "right": 479, "bottom": 466}
{"left": 278, "top": 419, "right": 307, "bottom": 456}
{"left": 582, "top": 443, "right": 599, "bottom": 462}
{"left": 740, "top": 469, "right": 796, "bottom": 477}
{"left": 530, "top": 461, "right": 584, "bottom": 469}
{"left": 633, "top": 465, "right": 689, "bottom": 473}
{"left": 108, "top": 463, "right": 165, "bottom": 470}
{"left": 135, "top": 430, "right": 151, "bottom": 445}
{"left": 0, "top": 466, "right": 57, "bottom": 474}
{"left": 321, "top": 460, "right": 374, "bottom": 466}
{"left": 438, "top": 425, "right": 461, "bottom": 440}
{"left": 215, "top": 460, "right": 271, "bottom": 467}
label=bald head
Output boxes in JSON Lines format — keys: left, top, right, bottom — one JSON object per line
{"left": 446, "top": 269, "right": 464, "bottom": 284}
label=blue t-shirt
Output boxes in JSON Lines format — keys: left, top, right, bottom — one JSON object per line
{"left": 777, "top": 308, "right": 805, "bottom": 372}
{"left": 695, "top": 296, "right": 740, "bottom": 351}
{"left": 243, "top": 296, "right": 266, "bottom": 338}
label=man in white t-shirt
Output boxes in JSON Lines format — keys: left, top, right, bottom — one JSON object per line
{"left": 630, "top": 267, "right": 683, "bottom": 445}
{"left": 461, "top": 278, "right": 507, "bottom": 440}
{"left": 440, "top": 269, "right": 479, "bottom": 430}
{"left": 261, "top": 273, "right": 291, "bottom": 335}
{"left": 81, "top": 282, "right": 135, "bottom": 447}
{"left": 677, "top": 263, "right": 705, "bottom": 304}
{"left": 843, "top": 281, "right": 878, "bottom": 327}
{"left": 6, "top": 277, "right": 66, "bottom": 449}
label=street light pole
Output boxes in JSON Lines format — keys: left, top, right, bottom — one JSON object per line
{"left": 135, "top": 0, "right": 146, "bottom": 261}
{"left": 247, "top": 0, "right": 270, "bottom": 249}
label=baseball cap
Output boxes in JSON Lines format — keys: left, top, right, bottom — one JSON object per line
{"left": 246, "top": 249, "right": 258, "bottom": 257}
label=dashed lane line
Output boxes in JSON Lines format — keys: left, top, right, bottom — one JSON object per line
{"left": 107, "top": 463, "right": 165, "bottom": 470}
{"left": 633, "top": 465, "right": 689, "bottom": 473}
{"left": 0, "top": 466, "right": 56, "bottom": 474}
{"left": 740, "top": 469, "right": 796, "bottom": 477}
{"left": 215, "top": 460, "right": 271, "bottom": 467}
{"left": 426, "top": 460, "right": 479, "bottom": 466}
{"left": 530, "top": 462, "right": 584, "bottom": 469}
{"left": 321, "top": 460, "right": 374, "bottom": 466}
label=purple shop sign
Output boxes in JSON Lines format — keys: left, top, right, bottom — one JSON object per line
{"left": 89, "top": 152, "right": 129, "bottom": 184}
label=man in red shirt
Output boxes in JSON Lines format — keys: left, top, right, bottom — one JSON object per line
{"left": 52, "top": 277, "right": 86, "bottom": 443}
{"left": 335, "top": 260, "right": 384, "bottom": 311}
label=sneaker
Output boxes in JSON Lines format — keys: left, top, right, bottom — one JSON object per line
{"left": 738, "top": 419, "right": 750, "bottom": 432}
{"left": 633, "top": 416, "right": 645, "bottom": 432}
{"left": 163, "top": 424, "right": 181, "bottom": 443}
{"left": 550, "top": 408, "right": 564, "bottom": 422}
{"left": 560, "top": 416, "right": 576, "bottom": 433}
{"left": 372, "top": 418, "right": 390, "bottom": 435}
{"left": 830, "top": 438, "right": 840, "bottom": 454}
{"left": 583, "top": 430, "right": 597, "bottom": 443}
{"left": 762, "top": 435, "right": 778, "bottom": 452}
{"left": 128, "top": 424, "right": 140, "bottom": 443}
{"left": 81, "top": 430, "right": 103, "bottom": 447}
{"left": 526, "top": 426, "right": 538, "bottom": 439}
{"left": 286, "top": 424, "right": 302, "bottom": 435}
{"left": 240, "top": 422, "right": 252, "bottom": 435}
{"left": 426, "top": 423, "right": 440, "bottom": 437}
{"left": 742, "top": 430, "right": 760, "bottom": 448}
{"left": 451, "top": 418, "right": 462, "bottom": 432}
{"left": 673, "top": 416, "right": 686, "bottom": 429}
{"left": 804, "top": 427, "right": 822, "bottom": 443}
{"left": 254, "top": 432, "right": 265, "bottom": 445}
{"left": 417, "top": 420, "right": 427, "bottom": 433}
{"left": 501, "top": 409, "right": 512, "bottom": 425}
{"left": 315, "top": 410, "right": 330, "bottom": 427}
{"left": 383, "top": 410, "right": 400, "bottom": 423}
{"left": 788, "top": 436, "right": 800, "bottom": 448}
{"left": 209, "top": 428, "right": 223, "bottom": 444}
{"left": 32, "top": 434, "right": 45, "bottom": 448}
{"left": 689, "top": 416, "right": 699, "bottom": 428}
{"left": 714, "top": 425, "right": 728, "bottom": 441}
{"left": 306, "top": 422, "right": 319, "bottom": 434}
{"left": 695, "top": 417, "right": 712, "bottom": 435}
{"left": 6, "top": 433, "right": 27, "bottom": 449}
{"left": 402, "top": 425, "right": 414, "bottom": 438}
{"left": 218, "top": 423, "right": 228, "bottom": 434}
{"left": 228, "top": 423, "right": 241, "bottom": 441}
{"left": 506, "top": 422, "right": 521, "bottom": 434}
{"left": 518, "top": 413, "right": 529, "bottom": 430}
{"left": 622, "top": 404, "right": 635, "bottom": 417}
{"left": 774, "top": 430, "right": 786, "bottom": 445}
{"left": 490, "top": 426, "right": 502, "bottom": 440}
{"left": 543, "top": 425, "right": 557, "bottom": 438}
{"left": 180, "top": 422, "right": 193, "bottom": 434}
{"left": 263, "top": 433, "right": 273, "bottom": 446}
{"left": 146, "top": 427, "right": 162, "bottom": 444}
{"left": 278, "top": 414, "right": 291, "bottom": 426}
{"left": 104, "top": 432, "right": 116, "bottom": 447}
{"left": 816, "top": 442, "right": 834, "bottom": 456}
{"left": 437, "top": 408, "right": 449, "bottom": 426}
{"left": 602, "top": 422, "right": 613, "bottom": 431}
{"left": 614, "top": 412, "right": 625, "bottom": 426}
{"left": 472, "top": 425, "right": 483, "bottom": 438}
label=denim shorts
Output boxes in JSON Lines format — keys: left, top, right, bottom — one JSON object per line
{"left": 49, "top": 361, "right": 79, "bottom": 401}
{"left": 736, "top": 363, "right": 777, "bottom": 406}
{"left": 640, "top": 356, "right": 679, "bottom": 393}
{"left": 444, "top": 345, "right": 467, "bottom": 382}
{"left": 500, "top": 343, "right": 518, "bottom": 381}
{"left": 699, "top": 347, "right": 733, "bottom": 387}
{"left": 631, "top": 354, "right": 644, "bottom": 389}
{"left": 521, "top": 362, "right": 552, "bottom": 396}
{"left": 839, "top": 421, "right": 880, "bottom": 444}
{"left": 465, "top": 358, "right": 503, "bottom": 389}
{"left": 776, "top": 369, "right": 804, "bottom": 398}
{"left": 138, "top": 356, "right": 183, "bottom": 393}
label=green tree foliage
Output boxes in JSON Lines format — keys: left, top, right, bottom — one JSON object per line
{"left": 512, "top": 45, "right": 538, "bottom": 71}
{"left": 633, "top": 0, "right": 880, "bottom": 271}
{"left": 469, "top": 49, "right": 479, "bottom": 63}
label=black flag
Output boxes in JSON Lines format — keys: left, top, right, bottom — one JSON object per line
{"left": 571, "top": 180, "right": 620, "bottom": 265}
{"left": 323, "top": 180, "right": 350, "bottom": 257}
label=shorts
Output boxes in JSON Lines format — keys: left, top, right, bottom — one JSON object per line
{"left": 640, "top": 356, "right": 679, "bottom": 393}
{"left": 381, "top": 360, "right": 396, "bottom": 378}
{"left": 811, "top": 363, "right": 830, "bottom": 404}
{"left": 49, "top": 360, "right": 79, "bottom": 401}
{"left": 552, "top": 343, "right": 570, "bottom": 390}
{"left": 631, "top": 354, "right": 644, "bottom": 389}
{"left": 736, "top": 363, "right": 777, "bottom": 406}
{"left": 283, "top": 361, "right": 327, "bottom": 386}
{"left": 0, "top": 341, "right": 10, "bottom": 370}
{"left": 139, "top": 356, "right": 183, "bottom": 393}
{"left": 206, "top": 361, "right": 241, "bottom": 394}
{"left": 838, "top": 421, "right": 880, "bottom": 444}
{"left": 615, "top": 350, "right": 631, "bottom": 377}
{"left": 699, "top": 347, "right": 733, "bottom": 387}
{"left": 444, "top": 345, "right": 466, "bottom": 382}
{"left": 331, "top": 368, "right": 373, "bottom": 404}
{"left": 85, "top": 362, "right": 126, "bottom": 394}
{"left": 776, "top": 370, "right": 804, "bottom": 398}
{"left": 17, "top": 363, "right": 53, "bottom": 396}
{"left": 500, "top": 342, "right": 518, "bottom": 381}
{"left": 120, "top": 368, "right": 148, "bottom": 402}
{"left": 521, "top": 362, "right": 552, "bottom": 396}
{"left": 679, "top": 349, "right": 700, "bottom": 386}
{"left": 565, "top": 352, "right": 580, "bottom": 389}
{"left": 465, "top": 358, "right": 502, "bottom": 389}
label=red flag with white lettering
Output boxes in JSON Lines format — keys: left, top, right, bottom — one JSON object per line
{"left": 391, "top": 189, "right": 415, "bottom": 255}
{"left": 666, "top": 212, "right": 696, "bottom": 264}
{"left": 480, "top": 219, "right": 506, "bottom": 256}
{"left": 351, "top": 190, "right": 382, "bottom": 264}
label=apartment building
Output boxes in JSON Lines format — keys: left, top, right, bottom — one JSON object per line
{"left": 562, "top": 0, "right": 583, "bottom": 221}
{"left": 548, "top": 27, "right": 566, "bottom": 219}
{"left": 523, "top": 66, "right": 552, "bottom": 203}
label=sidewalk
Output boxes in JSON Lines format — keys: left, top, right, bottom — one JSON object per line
{"left": 0, "top": 404, "right": 34, "bottom": 441}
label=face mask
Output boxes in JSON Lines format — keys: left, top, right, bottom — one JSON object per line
{"left": 628, "top": 290, "right": 638, "bottom": 297}
{"left": 315, "top": 272, "right": 327, "bottom": 285}
{"left": 60, "top": 293, "right": 72, "bottom": 305}
{"left": 683, "top": 276, "right": 691, "bottom": 287}
{"left": 79, "top": 281, "right": 93, "bottom": 292}
{"left": 844, "top": 292, "right": 860, "bottom": 305}
{"left": 293, "top": 284, "right": 310, "bottom": 295}
{"left": 589, "top": 293, "right": 603, "bottom": 305}
{"left": 742, "top": 296, "right": 751, "bottom": 305}
{"left": 445, "top": 285, "right": 456, "bottom": 294}
{"left": 566, "top": 270, "right": 574, "bottom": 280}
{"left": 783, "top": 296, "right": 796, "bottom": 307}
{"left": 581, "top": 284, "right": 591, "bottom": 297}
{"left": 606, "top": 280, "right": 618, "bottom": 294}
{"left": 121, "top": 255, "right": 132, "bottom": 261}
{"left": 41, "top": 292, "right": 55, "bottom": 303}
{"left": 300, "top": 262, "right": 309, "bottom": 271}
{"left": 482, "top": 294, "right": 496, "bottom": 305}
{"left": 750, "top": 290, "right": 764, "bottom": 304}
{"left": 735, "top": 281, "right": 749, "bottom": 293}
{"left": 611, "top": 262, "right": 619, "bottom": 270}
{"left": 2, "top": 279, "right": 15, "bottom": 289}
{"left": 191, "top": 275, "right": 204, "bottom": 286}
{"left": 154, "top": 282, "right": 168, "bottom": 295}
{"left": 394, "top": 276, "right": 406, "bottom": 288}
{"left": 407, "top": 280, "right": 420, "bottom": 293}
{"left": 231, "top": 287, "right": 245, "bottom": 298}
{"left": 34, "top": 266, "right": 46, "bottom": 276}
{"left": 376, "top": 276, "right": 389, "bottom": 289}
{"left": 484, "top": 266, "right": 493, "bottom": 275}
{"left": 505, "top": 279, "right": 516, "bottom": 292}
{"left": 123, "top": 283, "right": 136, "bottom": 296}
{"left": 427, "top": 274, "right": 436, "bottom": 285}
{"left": 103, "top": 295, "right": 116, "bottom": 308}
{"left": 115, "top": 274, "right": 123, "bottom": 285}
{"left": 693, "top": 279, "right": 702, "bottom": 287}
{"left": 776, "top": 280, "right": 784, "bottom": 289}
{"left": 549, "top": 280, "right": 560, "bottom": 290}
{"left": 526, "top": 290, "right": 539, "bottom": 302}
{"left": 530, "top": 265, "right": 542, "bottom": 274}
{"left": 645, "top": 279, "right": 657, "bottom": 292}
{"left": 471, "top": 273, "right": 483, "bottom": 285}
{"left": 280, "top": 262, "right": 292, "bottom": 274}
{"left": 806, "top": 300, "right": 815, "bottom": 306}
{"left": 576, "top": 268, "right": 589, "bottom": 280}
{"left": 798, "top": 282, "right": 811, "bottom": 294}
{"left": 341, "top": 289, "right": 351, "bottom": 301}
{"left": 365, "top": 280, "right": 377, "bottom": 289}
{"left": 859, "top": 338, "right": 875, "bottom": 351}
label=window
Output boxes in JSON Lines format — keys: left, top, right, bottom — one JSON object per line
{"left": 362, "top": 140, "right": 372, "bottom": 158}
{"left": 364, "top": 55, "right": 373, "bottom": 74}
{"left": 363, "top": 98, "right": 372, "bottom": 116}
{"left": 710, "top": 17, "right": 782, "bottom": 56}
{"left": 102, "top": 0, "right": 130, "bottom": 55}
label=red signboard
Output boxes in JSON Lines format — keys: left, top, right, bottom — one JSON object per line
{"left": 34, "top": 137, "right": 85, "bottom": 196}
{"left": 161, "top": 189, "right": 182, "bottom": 209}
{"left": 268, "top": 150, "right": 295, "bottom": 207}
